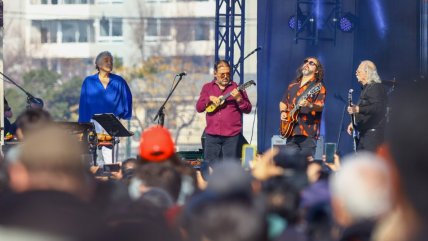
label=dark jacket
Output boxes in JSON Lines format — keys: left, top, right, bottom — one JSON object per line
{"left": 355, "top": 83, "right": 387, "bottom": 132}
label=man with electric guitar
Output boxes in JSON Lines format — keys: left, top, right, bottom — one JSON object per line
{"left": 196, "top": 60, "right": 253, "bottom": 168}
{"left": 347, "top": 60, "right": 387, "bottom": 152}
{"left": 279, "top": 57, "right": 327, "bottom": 158}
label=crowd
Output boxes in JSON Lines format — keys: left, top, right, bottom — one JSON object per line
{"left": 0, "top": 79, "right": 427, "bottom": 241}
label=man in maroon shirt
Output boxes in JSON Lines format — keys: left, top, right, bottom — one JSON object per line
{"left": 196, "top": 60, "right": 252, "bottom": 170}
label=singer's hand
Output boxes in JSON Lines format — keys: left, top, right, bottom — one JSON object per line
{"left": 230, "top": 89, "right": 242, "bottom": 102}
{"left": 280, "top": 111, "right": 287, "bottom": 120}
{"left": 209, "top": 96, "right": 221, "bottom": 106}
{"left": 298, "top": 99, "right": 312, "bottom": 108}
{"left": 347, "top": 123, "right": 353, "bottom": 135}
{"left": 347, "top": 105, "right": 359, "bottom": 114}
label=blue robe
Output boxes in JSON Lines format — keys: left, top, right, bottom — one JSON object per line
{"left": 78, "top": 73, "right": 132, "bottom": 123}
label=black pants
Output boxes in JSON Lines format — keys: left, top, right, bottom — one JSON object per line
{"left": 201, "top": 133, "right": 240, "bottom": 178}
{"left": 357, "top": 129, "right": 384, "bottom": 152}
{"left": 284, "top": 135, "right": 317, "bottom": 158}
{"left": 203, "top": 133, "right": 240, "bottom": 163}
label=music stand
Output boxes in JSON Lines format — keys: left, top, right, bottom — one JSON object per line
{"left": 92, "top": 113, "right": 134, "bottom": 163}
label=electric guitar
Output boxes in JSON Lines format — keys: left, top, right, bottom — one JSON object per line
{"left": 280, "top": 83, "right": 322, "bottom": 138}
{"left": 205, "top": 80, "right": 256, "bottom": 113}
{"left": 348, "top": 89, "right": 359, "bottom": 152}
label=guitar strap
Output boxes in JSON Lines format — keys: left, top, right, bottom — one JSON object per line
{"left": 296, "top": 81, "right": 321, "bottom": 104}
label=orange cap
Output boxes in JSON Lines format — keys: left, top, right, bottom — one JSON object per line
{"left": 139, "top": 125, "right": 175, "bottom": 162}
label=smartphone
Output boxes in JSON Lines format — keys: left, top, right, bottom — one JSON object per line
{"left": 242, "top": 144, "right": 257, "bottom": 169}
{"left": 103, "top": 163, "right": 121, "bottom": 172}
{"left": 324, "top": 143, "right": 337, "bottom": 164}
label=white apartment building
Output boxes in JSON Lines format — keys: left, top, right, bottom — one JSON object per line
{"left": 5, "top": 0, "right": 217, "bottom": 75}
{"left": 3, "top": 0, "right": 257, "bottom": 153}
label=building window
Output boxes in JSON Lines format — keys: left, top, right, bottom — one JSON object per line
{"left": 32, "top": 21, "right": 58, "bottom": 43}
{"left": 195, "top": 21, "right": 210, "bottom": 40}
{"left": 145, "top": 0, "right": 171, "bottom": 2}
{"left": 31, "top": 0, "right": 93, "bottom": 4}
{"left": 176, "top": 21, "right": 192, "bottom": 42}
{"left": 146, "top": 19, "right": 172, "bottom": 41}
{"left": 176, "top": 20, "right": 211, "bottom": 42}
{"left": 97, "top": 0, "right": 124, "bottom": 3}
{"left": 63, "top": 0, "right": 90, "bottom": 3}
{"left": 62, "top": 20, "right": 91, "bottom": 42}
{"left": 99, "top": 17, "right": 123, "bottom": 41}
{"left": 32, "top": 20, "right": 94, "bottom": 44}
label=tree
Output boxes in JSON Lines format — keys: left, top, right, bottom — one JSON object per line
{"left": 117, "top": 56, "right": 209, "bottom": 145}
{"left": 5, "top": 69, "right": 81, "bottom": 121}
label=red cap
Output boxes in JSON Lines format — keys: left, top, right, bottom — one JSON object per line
{"left": 139, "top": 125, "right": 175, "bottom": 162}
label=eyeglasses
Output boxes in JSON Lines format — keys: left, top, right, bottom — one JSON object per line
{"left": 219, "top": 73, "right": 231, "bottom": 78}
{"left": 303, "top": 59, "right": 318, "bottom": 67}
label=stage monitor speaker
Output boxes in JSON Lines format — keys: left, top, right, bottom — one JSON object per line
{"left": 271, "top": 135, "right": 324, "bottom": 160}
{"left": 271, "top": 135, "right": 287, "bottom": 149}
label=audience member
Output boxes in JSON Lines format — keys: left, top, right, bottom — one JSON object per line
{"left": 14, "top": 108, "right": 52, "bottom": 140}
{"left": 330, "top": 152, "right": 392, "bottom": 241}
{"left": 374, "top": 80, "right": 428, "bottom": 241}
{"left": 0, "top": 126, "right": 101, "bottom": 240}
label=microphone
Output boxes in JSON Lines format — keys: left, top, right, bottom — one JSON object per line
{"left": 249, "top": 46, "right": 262, "bottom": 55}
{"left": 176, "top": 72, "right": 187, "bottom": 77}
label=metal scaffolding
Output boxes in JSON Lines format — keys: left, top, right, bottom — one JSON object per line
{"left": 293, "top": 0, "right": 341, "bottom": 45}
{"left": 215, "top": 0, "right": 245, "bottom": 84}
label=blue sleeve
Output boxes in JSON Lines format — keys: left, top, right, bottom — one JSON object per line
{"left": 122, "top": 79, "right": 133, "bottom": 120}
{"left": 78, "top": 78, "right": 90, "bottom": 122}
{"left": 116, "top": 76, "right": 132, "bottom": 120}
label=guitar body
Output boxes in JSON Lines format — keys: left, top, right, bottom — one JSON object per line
{"left": 205, "top": 98, "right": 225, "bottom": 113}
{"left": 279, "top": 82, "right": 322, "bottom": 138}
{"left": 280, "top": 107, "right": 300, "bottom": 138}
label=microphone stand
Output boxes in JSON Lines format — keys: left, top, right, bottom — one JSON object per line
{"left": 0, "top": 71, "right": 44, "bottom": 108}
{"left": 232, "top": 47, "right": 260, "bottom": 77}
{"left": 230, "top": 46, "right": 260, "bottom": 144}
{"left": 334, "top": 93, "right": 348, "bottom": 153}
{"left": 153, "top": 74, "right": 185, "bottom": 126}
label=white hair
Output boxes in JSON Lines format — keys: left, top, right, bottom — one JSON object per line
{"left": 330, "top": 152, "right": 392, "bottom": 222}
{"left": 362, "top": 60, "right": 382, "bottom": 84}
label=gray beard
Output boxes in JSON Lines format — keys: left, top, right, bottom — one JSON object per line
{"left": 302, "top": 69, "right": 313, "bottom": 76}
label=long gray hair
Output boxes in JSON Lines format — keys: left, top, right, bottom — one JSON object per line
{"left": 361, "top": 60, "right": 381, "bottom": 84}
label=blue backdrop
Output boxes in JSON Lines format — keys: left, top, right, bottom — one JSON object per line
{"left": 256, "top": 0, "right": 420, "bottom": 153}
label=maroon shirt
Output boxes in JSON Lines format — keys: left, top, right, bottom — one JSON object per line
{"left": 196, "top": 80, "right": 252, "bottom": 137}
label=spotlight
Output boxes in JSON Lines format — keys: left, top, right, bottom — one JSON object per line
{"left": 288, "top": 15, "right": 303, "bottom": 31}
{"left": 338, "top": 12, "right": 358, "bottom": 32}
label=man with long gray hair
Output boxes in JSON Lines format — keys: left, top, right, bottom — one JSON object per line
{"left": 347, "top": 60, "right": 387, "bottom": 152}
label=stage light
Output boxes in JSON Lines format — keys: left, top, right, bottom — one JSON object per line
{"left": 288, "top": 15, "right": 303, "bottom": 31}
{"left": 338, "top": 12, "right": 358, "bottom": 32}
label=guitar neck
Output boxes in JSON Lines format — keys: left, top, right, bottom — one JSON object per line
{"left": 348, "top": 94, "right": 357, "bottom": 126}
{"left": 220, "top": 82, "right": 253, "bottom": 101}
{"left": 220, "top": 92, "right": 232, "bottom": 101}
